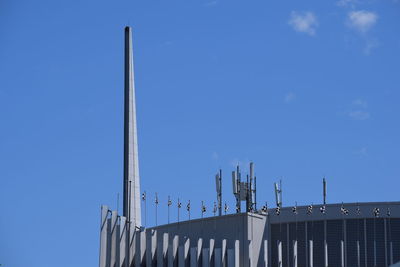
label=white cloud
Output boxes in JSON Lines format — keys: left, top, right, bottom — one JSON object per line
{"left": 204, "top": 1, "right": 218, "bottom": 7}
{"left": 337, "top": 0, "right": 358, "bottom": 7}
{"left": 347, "top": 10, "right": 378, "bottom": 33}
{"left": 284, "top": 92, "right": 296, "bottom": 103}
{"left": 349, "top": 110, "right": 370, "bottom": 120}
{"left": 288, "top": 11, "right": 318, "bottom": 36}
{"left": 356, "top": 147, "right": 368, "bottom": 156}
{"left": 352, "top": 99, "right": 368, "bottom": 108}
{"left": 349, "top": 99, "right": 370, "bottom": 120}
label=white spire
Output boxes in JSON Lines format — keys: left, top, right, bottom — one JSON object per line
{"left": 123, "top": 26, "right": 141, "bottom": 228}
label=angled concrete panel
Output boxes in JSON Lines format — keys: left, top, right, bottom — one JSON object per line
{"left": 99, "top": 206, "right": 109, "bottom": 267}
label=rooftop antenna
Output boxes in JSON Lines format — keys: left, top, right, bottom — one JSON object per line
{"left": 167, "top": 195, "right": 172, "bottom": 224}
{"left": 201, "top": 201, "right": 206, "bottom": 218}
{"left": 177, "top": 198, "right": 182, "bottom": 223}
{"left": 246, "top": 174, "right": 250, "bottom": 212}
{"left": 323, "top": 177, "right": 327, "bottom": 205}
{"left": 215, "top": 169, "right": 222, "bottom": 216}
{"left": 155, "top": 192, "right": 159, "bottom": 226}
{"left": 274, "top": 180, "right": 282, "bottom": 208}
{"left": 254, "top": 174, "right": 257, "bottom": 211}
{"left": 249, "top": 162, "right": 255, "bottom": 212}
{"left": 187, "top": 200, "right": 191, "bottom": 220}
{"left": 141, "top": 191, "right": 146, "bottom": 227}
{"left": 232, "top": 165, "right": 240, "bottom": 213}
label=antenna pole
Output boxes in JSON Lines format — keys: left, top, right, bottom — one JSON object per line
{"left": 323, "top": 178, "right": 327, "bottom": 205}
{"left": 249, "top": 162, "right": 254, "bottom": 212}
{"left": 237, "top": 165, "right": 241, "bottom": 213}
{"left": 219, "top": 169, "right": 222, "bottom": 216}
{"left": 254, "top": 175, "right": 257, "bottom": 211}
{"left": 280, "top": 179, "right": 282, "bottom": 207}
{"left": 167, "top": 195, "right": 171, "bottom": 224}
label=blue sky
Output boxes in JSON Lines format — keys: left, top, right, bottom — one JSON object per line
{"left": 0, "top": 0, "right": 399, "bottom": 266}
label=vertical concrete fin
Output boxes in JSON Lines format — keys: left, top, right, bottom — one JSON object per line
{"left": 123, "top": 26, "right": 141, "bottom": 228}
{"left": 99, "top": 205, "right": 109, "bottom": 267}
{"left": 119, "top": 216, "right": 127, "bottom": 267}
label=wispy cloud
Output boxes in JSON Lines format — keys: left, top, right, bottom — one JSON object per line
{"left": 347, "top": 10, "right": 378, "bottom": 34}
{"left": 337, "top": 0, "right": 358, "bottom": 8}
{"left": 363, "top": 38, "right": 379, "bottom": 55}
{"left": 354, "top": 147, "right": 368, "bottom": 156}
{"left": 212, "top": 152, "right": 219, "bottom": 161}
{"left": 349, "top": 110, "right": 370, "bottom": 120}
{"left": 352, "top": 98, "right": 368, "bottom": 108}
{"left": 204, "top": 0, "right": 218, "bottom": 7}
{"left": 288, "top": 11, "right": 318, "bottom": 36}
{"left": 284, "top": 92, "right": 296, "bottom": 104}
{"left": 348, "top": 99, "right": 370, "bottom": 120}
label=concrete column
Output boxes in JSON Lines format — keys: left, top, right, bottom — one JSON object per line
{"left": 277, "top": 240, "right": 282, "bottom": 267}
{"left": 146, "top": 229, "right": 157, "bottom": 267}
{"left": 357, "top": 241, "right": 360, "bottom": 267}
{"left": 390, "top": 242, "right": 394, "bottom": 265}
{"left": 293, "top": 240, "right": 298, "bottom": 267}
{"left": 309, "top": 240, "right": 313, "bottom": 267}
{"left": 190, "top": 247, "right": 198, "bottom": 267}
{"left": 209, "top": 239, "right": 215, "bottom": 266}
{"left": 106, "top": 218, "right": 111, "bottom": 267}
{"left": 249, "top": 241, "right": 253, "bottom": 267}
{"left": 264, "top": 240, "right": 268, "bottom": 267}
{"left": 234, "top": 240, "right": 239, "bottom": 267}
{"left": 119, "top": 216, "right": 127, "bottom": 267}
{"left": 135, "top": 230, "right": 146, "bottom": 267}
{"left": 157, "top": 233, "right": 168, "bottom": 267}
{"left": 221, "top": 239, "right": 227, "bottom": 267}
{"left": 214, "top": 248, "right": 222, "bottom": 267}
{"left": 179, "top": 238, "right": 190, "bottom": 267}
{"left": 99, "top": 206, "right": 109, "bottom": 267}
{"left": 202, "top": 248, "right": 210, "bottom": 267}
{"left": 110, "top": 211, "right": 118, "bottom": 267}
{"left": 341, "top": 240, "right": 345, "bottom": 267}
{"left": 168, "top": 235, "right": 179, "bottom": 267}
{"left": 197, "top": 238, "right": 203, "bottom": 266}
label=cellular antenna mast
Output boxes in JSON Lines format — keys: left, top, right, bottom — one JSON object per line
{"left": 232, "top": 165, "right": 240, "bottom": 213}
{"left": 323, "top": 177, "right": 327, "bottom": 205}
{"left": 274, "top": 180, "right": 282, "bottom": 208}
{"left": 215, "top": 169, "right": 222, "bottom": 216}
{"left": 123, "top": 26, "right": 141, "bottom": 228}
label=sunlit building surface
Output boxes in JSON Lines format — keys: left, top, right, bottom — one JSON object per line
{"left": 98, "top": 27, "right": 400, "bottom": 267}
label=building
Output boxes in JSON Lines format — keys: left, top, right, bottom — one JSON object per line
{"left": 98, "top": 27, "right": 400, "bottom": 267}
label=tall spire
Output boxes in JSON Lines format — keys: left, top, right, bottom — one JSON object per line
{"left": 123, "top": 26, "right": 141, "bottom": 228}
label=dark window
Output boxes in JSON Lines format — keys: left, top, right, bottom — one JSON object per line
{"left": 282, "top": 223, "right": 288, "bottom": 267}
{"left": 327, "top": 220, "right": 343, "bottom": 267}
{"left": 366, "top": 219, "right": 375, "bottom": 267}
{"left": 307, "top": 221, "right": 324, "bottom": 267}
{"left": 297, "top": 222, "right": 307, "bottom": 267}
{"left": 346, "top": 219, "right": 366, "bottom": 267}
{"left": 346, "top": 219, "right": 359, "bottom": 267}
{"left": 375, "top": 218, "right": 386, "bottom": 267}
{"left": 389, "top": 219, "right": 400, "bottom": 264}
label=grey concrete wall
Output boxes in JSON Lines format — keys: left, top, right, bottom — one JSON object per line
{"left": 99, "top": 202, "right": 400, "bottom": 267}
